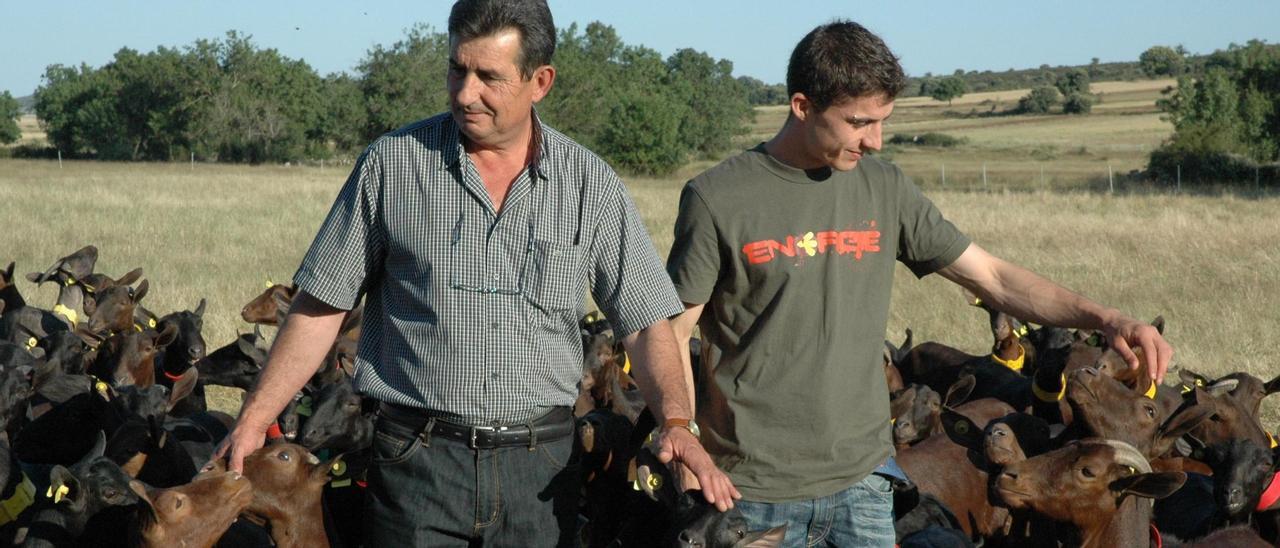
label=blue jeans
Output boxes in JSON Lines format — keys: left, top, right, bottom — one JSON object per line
{"left": 363, "top": 412, "right": 580, "bottom": 547}
{"left": 734, "top": 472, "right": 896, "bottom": 548}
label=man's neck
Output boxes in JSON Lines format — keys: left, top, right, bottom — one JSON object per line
{"left": 763, "top": 122, "right": 822, "bottom": 171}
{"left": 463, "top": 116, "right": 538, "bottom": 170}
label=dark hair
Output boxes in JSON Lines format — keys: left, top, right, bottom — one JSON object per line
{"left": 448, "top": 0, "right": 556, "bottom": 78}
{"left": 786, "top": 20, "right": 906, "bottom": 111}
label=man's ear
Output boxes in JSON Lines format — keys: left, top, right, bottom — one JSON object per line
{"left": 530, "top": 65, "right": 556, "bottom": 103}
{"left": 790, "top": 92, "right": 812, "bottom": 122}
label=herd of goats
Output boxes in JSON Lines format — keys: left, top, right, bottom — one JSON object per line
{"left": 0, "top": 245, "right": 1277, "bottom": 547}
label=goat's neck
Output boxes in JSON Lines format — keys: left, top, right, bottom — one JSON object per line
{"left": 270, "top": 497, "right": 329, "bottom": 548}
{"left": 1081, "top": 496, "right": 1151, "bottom": 548}
{"left": 54, "top": 285, "right": 87, "bottom": 318}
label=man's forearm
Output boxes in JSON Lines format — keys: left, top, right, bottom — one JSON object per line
{"left": 237, "top": 293, "right": 347, "bottom": 431}
{"left": 624, "top": 319, "right": 693, "bottom": 423}
{"left": 940, "top": 245, "right": 1121, "bottom": 330}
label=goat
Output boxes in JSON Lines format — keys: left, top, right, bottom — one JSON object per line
{"left": 131, "top": 469, "right": 253, "bottom": 547}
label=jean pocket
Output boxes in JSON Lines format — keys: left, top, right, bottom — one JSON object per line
{"left": 371, "top": 425, "right": 421, "bottom": 466}
{"left": 536, "top": 438, "right": 578, "bottom": 473}
{"left": 861, "top": 473, "right": 895, "bottom": 498}
{"left": 524, "top": 240, "right": 582, "bottom": 313}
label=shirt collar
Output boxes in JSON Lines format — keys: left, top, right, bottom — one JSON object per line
{"left": 440, "top": 108, "right": 552, "bottom": 182}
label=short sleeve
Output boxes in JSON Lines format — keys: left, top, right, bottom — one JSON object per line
{"left": 896, "top": 171, "right": 971, "bottom": 278}
{"left": 292, "top": 147, "right": 387, "bottom": 310}
{"left": 589, "top": 178, "right": 684, "bottom": 338}
{"left": 666, "top": 184, "right": 721, "bottom": 305}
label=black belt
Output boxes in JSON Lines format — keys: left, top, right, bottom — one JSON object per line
{"left": 377, "top": 403, "right": 574, "bottom": 449}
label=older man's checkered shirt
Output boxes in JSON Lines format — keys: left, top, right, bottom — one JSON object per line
{"left": 293, "top": 113, "right": 682, "bottom": 426}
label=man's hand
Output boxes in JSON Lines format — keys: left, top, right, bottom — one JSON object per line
{"left": 655, "top": 427, "right": 741, "bottom": 511}
{"left": 211, "top": 418, "right": 270, "bottom": 475}
{"left": 1101, "top": 314, "right": 1173, "bottom": 385}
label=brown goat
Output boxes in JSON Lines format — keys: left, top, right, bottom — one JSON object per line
{"left": 996, "top": 439, "right": 1185, "bottom": 547}
{"left": 895, "top": 398, "right": 1017, "bottom": 539}
{"left": 1063, "top": 366, "right": 1211, "bottom": 459}
{"left": 238, "top": 444, "right": 331, "bottom": 548}
{"left": 132, "top": 470, "right": 254, "bottom": 547}
{"left": 240, "top": 283, "right": 297, "bottom": 325}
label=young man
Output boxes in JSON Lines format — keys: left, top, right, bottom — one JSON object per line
{"left": 666, "top": 20, "right": 1171, "bottom": 546}
{"left": 216, "top": 1, "right": 735, "bottom": 545}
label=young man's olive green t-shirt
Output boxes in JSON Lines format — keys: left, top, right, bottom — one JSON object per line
{"left": 666, "top": 144, "right": 970, "bottom": 502}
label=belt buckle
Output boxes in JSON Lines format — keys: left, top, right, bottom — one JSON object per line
{"left": 469, "top": 425, "right": 499, "bottom": 449}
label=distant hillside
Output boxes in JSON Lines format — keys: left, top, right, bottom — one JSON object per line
{"left": 900, "top": 59, "right": 1151, "bottom": 97}
{"left": 16, "top": 95, "right": 34, "bottom": 114}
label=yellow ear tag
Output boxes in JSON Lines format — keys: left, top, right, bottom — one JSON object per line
{"left": 1126, "top": 466, "right": 1136, "bottom": 476}
{"left": 148, "top": 318, "right": 156, "bottom": 329}
{"left": 331, "top": 459, "right": 347, "bottom": 475}
{"left": 95, "top": 381, "right": 110, "bottom": 398}
{"left": 26, "top": 337, "right": 37, "bottom": 350}
{"left": 1144, "top": 382, "right": 1158, "bottom": 399}
{"left": 63, "top": 277, "right": 75, "bottom": 287}
{"left": 48, "top": 484, "right": 70, "bottom": 504}
{"left": 1269, "top": 432, "right": 1277, "bottom": 449}
{"left": 971, "top": 297, "right": 983, "bottom": 306}
{"left": 265, "top": 280, "right": 275, "bottom": 289}
{"left": 646, "top": 473, "right": 662, "bottom": 491}
{"left": 622, "top": 353, "right": 632, "bottom": 374}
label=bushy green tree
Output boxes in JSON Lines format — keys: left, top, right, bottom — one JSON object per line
{"left": 1062, "top": 93, "right": 1093, "bottom": 114}
{"left": 930, "top": 76, "right": 967, "bottom": 105}
{"left": 316, "top": 73, "right": 369, "bottom": 153}
{"left": 1054, "top": 68, "right": 1090, "bottom": 96}
{"left": 665, "top": 48, "right": 752, "bottom": 156}
{"left": 1017, "top": 86, "right": 1060, "bottom": 114}
{"left": 0, "top": 91, "right": 20, "bottom": 144}
{"left": 357, "top": 24, "right": 450, "bottom": 142}
{"left": 1139, "top": 46, "right": 1185, "bottom": 78}
{"left": 597, "top": 90, "right": 685, "bottom": 175}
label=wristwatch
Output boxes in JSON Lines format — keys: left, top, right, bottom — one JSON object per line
{"left": 663, "top": 418, "right": 701, "bottom": 439}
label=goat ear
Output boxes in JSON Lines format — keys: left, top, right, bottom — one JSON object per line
{"left": 1205, "top": 379, "right": 1239, "bottom": 397}
{"left": 128, "top": 480, "right": 152, "bottom": 506}
{"left": 944, "top": 375, "right": 977, "bottom": 408}
{"left": 47, "top": 465, "right": 83, "bottom": 506}
{"left": 167, "top": 370, "right": 198, "bottom": 411}
{"left": 1264, "top": 374, "right": 1280, "bottom": 396}
{"left": 194, "top": 298, "right": 207, "bottom": 318}
{"left": 940, "top": 409, "right": 984, "bottom": 452}
{"left": 1110, "top": 471, "right": 1186, "bottom": 500}
{"left": 2, "top": 262, "right": 13, "bottom": 281}
{"left": 25, "top": 272, "right": 43, "bottom": 284}
{"left": 1150, "top": 316, "right": 1166, "bottom": 335}
{"left": 237, "top": 336, "right": 258, "bottom": 357}
{"left": 1153, "top": 397, "right": 1214, "bottom": 456}
{"left": 739, "top": 524, "right": 789, "bottom": 548}
{"left": 1180, "top": 434, "right": 1207, "bottom": 461}
{"left": 115, "top": 268, "right": 144, "bottom": 287}
{"left": 1178, "top": 369, "right": 1210, "bottom": 391}
{"left": 155, "top": 323, "right": 179, "bottom": 348}
{"left": 132, "top": 280, "right": 149, "bottom": 303}
{"left": 992, "top": 313, "right": 1012, "bottom": 341}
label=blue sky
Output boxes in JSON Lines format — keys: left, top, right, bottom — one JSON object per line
{"left": 2, "top": 0, "right": 1278, "bottom": 97}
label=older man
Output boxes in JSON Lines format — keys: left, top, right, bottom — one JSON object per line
{"left": 217, "top": 1, "right": 735, "bottom": 545}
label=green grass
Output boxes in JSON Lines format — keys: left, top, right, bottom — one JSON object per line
{"left": 4, "top": 78, "right": 1278, "bottom": 427}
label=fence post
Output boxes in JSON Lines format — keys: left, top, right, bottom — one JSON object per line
{"left": 982, "top": 162, "right": 987, "bottom": 190}
{"left": 941, "top": 164, "right": 946, "bottom": 187}
{"left": 321, "top": 158, "right": 324, "bottom": 172}
{"left": 57, "top": 149, "right": 63, "bottom": 169}
{"left": 1108, "top": 164, "right": 1114, "bottom": 194}
{"left": 1177, "top": 165, "right": 1181, "bottom": 193}
{"left": 1040, "top": 165, "right": 1045, "bottom": 188}
{"left": 190, "top": 151, "right": 194, "bottom": 171}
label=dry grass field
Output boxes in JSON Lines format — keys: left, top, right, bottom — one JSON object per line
{"left": 3, "top": 77, "right": 1278, "bottom": 425}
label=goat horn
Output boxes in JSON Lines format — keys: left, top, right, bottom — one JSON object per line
{"left": 1102, "top": 439, "right": 1152, "bottom": 474}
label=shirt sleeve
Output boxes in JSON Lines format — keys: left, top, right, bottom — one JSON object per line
{"left": 896, "top": 170, "right": 971, "bottom": 278}
{"left": 292, "top": 146, "right": 387, "bottom": 310}
{"left": 665, "top": 183, "right": 721, "bottom": 305}
{"left": 589, "top": 176, "right": 684, "bottom": 339}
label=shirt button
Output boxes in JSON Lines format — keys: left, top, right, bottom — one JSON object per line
{"left": 490, "top": 322, "right": 499, "bottom": 329}
{"left": 492, "top": 272, "right": 499, "bottom": 280}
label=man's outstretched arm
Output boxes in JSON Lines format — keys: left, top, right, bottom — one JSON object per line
{"left": 213, "top": 291, "right": 348, "bottom": 472}
{"left": 936, "top": 243, "right": 1173, "bottom": 383}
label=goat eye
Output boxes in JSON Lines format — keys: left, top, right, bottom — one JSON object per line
{"left": 278, "top": 452, "right": 291, "bottom": 462}
{"left": 1209, "top": 414, "right": 1222, "bottom": 423}
{"left": 1080, "top": 467, "right": 1095, "bottom": 478}
{"left": 1144, "top": 406, "right": 1156, "bottom": 418}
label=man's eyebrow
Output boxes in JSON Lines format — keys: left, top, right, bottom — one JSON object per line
{"left": 849, "top": 112, "right": 892, "bottom": 124}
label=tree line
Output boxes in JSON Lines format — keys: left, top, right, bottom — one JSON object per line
{"left": 15, "top": 24, "right": 753, "bottom": 175}
{"left": 1149, "top": 40, "right": 1280, "bottom": 185}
